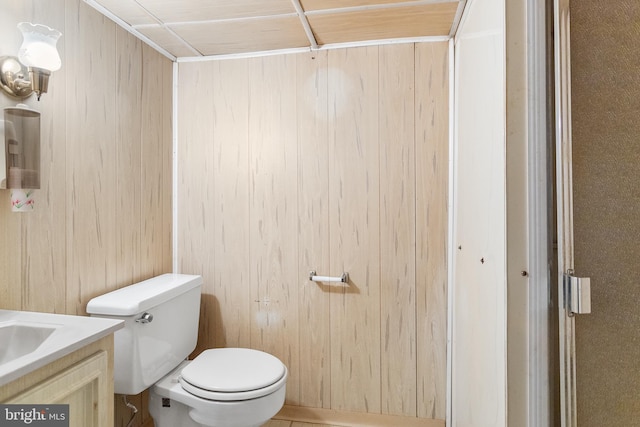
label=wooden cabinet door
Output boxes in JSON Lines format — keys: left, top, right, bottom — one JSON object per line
{"left": 6, "top": 351, "right": 111, "bottom": 427}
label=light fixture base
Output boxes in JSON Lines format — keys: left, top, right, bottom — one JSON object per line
{"left": 0, "top": 56, "right": 33, "bottom": 100}
{"left": 28, "top": 67, "right": 50, "bottom": 101}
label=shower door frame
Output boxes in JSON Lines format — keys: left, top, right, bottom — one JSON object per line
{"left": 554, "top": 0, "right": 579, "bottom": 425}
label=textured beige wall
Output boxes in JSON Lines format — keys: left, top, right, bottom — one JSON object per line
{"left": 571, "top": 1, "right": 640, "bottom": 425}
{"left": 177, "top": 43, "right": 449, "bottom": 419}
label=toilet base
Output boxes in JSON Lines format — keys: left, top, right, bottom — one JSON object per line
{"left": 149, "top": 392, "right": 201, "bottom": 427}
{"left": 148, "top": 361, "right": 286, "bottom": 427}
{"left": 149, "top": 395, "right": 265, "bottom": 427}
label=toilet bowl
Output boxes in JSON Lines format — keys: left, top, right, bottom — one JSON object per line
{"left": 150, "top": 348, "right": 288, "bottom": 427}
{"left": 86, "top": 274, "right": 288, "bottom": 427}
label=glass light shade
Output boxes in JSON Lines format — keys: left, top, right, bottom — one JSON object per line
{"left": 17, "top": 22, "right": 62, "bottom": 72}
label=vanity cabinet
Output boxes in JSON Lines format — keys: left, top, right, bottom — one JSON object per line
{"left": 0, "top": 336, "right": 114, "bottom": 427}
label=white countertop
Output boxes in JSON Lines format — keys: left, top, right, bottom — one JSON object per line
{"left": 0, "top": 309, "right": 123, "bottom": 387}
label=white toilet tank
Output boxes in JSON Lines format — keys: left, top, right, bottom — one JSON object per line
{"left": 87, "top": 274, "right": 202, "bottom": 395}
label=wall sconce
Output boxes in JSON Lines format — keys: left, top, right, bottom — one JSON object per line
{"left": 0, "top": 22, "right": 61, "bottom": 101}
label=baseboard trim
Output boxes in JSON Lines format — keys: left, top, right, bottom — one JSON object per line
{"left": 273, "top": 405, "right": 445, "bottom": 427}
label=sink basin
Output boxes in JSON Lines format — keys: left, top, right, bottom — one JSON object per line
{"left": 0, "top": 321, "right": 59, "bottom": 364}
{"left": 0, "top": 310, "right": 123, "bottom": 387}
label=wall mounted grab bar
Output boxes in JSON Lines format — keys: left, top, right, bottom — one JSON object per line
{"left": 309, "top": 271, "right": 349, "bottom": 283}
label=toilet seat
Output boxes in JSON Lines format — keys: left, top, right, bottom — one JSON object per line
{"left": 179, "top": 348, "right": 287, "bottom": 401}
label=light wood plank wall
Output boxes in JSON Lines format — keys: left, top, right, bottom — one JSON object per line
{"left": 178, "top": 42, "right": 448, "bottom": 420}
{"left": 0, "top": 0, "right": 172, "bottom": 313}
{"left": 0, "top": 1, "right": 172, "bottom": 425}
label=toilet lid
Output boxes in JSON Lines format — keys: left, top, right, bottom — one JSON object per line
{"left": 180, "top": 348, "right": 286, "bottom": 400}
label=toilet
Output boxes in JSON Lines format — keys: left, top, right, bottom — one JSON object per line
{"left": 86, "top": 274, "right": 288, "bottom": 427}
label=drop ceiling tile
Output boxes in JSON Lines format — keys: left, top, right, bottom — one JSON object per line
{"left": 136, "top": 25, "right": 198, "bottom": 57}
{"left": 169, "top": 16, "right": 310, "bottom": 56}
{"left": 301, "top": 0, "right": 455, "bottom": 12}
{"left": 135, "top": 0, "right": 296, "bottom": 23}
{"left": 93, "top": 0, "right": 156, "bottom": 25}
{"left": 308, "top": 3, "right": 459, "bottom": 45}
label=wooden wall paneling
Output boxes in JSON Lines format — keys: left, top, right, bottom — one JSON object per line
{"left": 161, "top": 58, "right": 173, "bottom": 273}
{"left": 0, "top": 1, "right": 44, "bottom": 312}
{"left": 0, "top": 207, "right": 22, "bottom": 310}
{"left": 296, "top": 50, "right": 331, "bottom": 409}
{"left": 327, "top": 46, "right": 381, "bottom": 413}
{"left": 0, "top": 1, "right": 25, "bottom": 311}
{"left": 64, "top": 0, "right": 117, "bottom": 315}
{"left": 176, "top": 62, "right": 214, "bottom": 276}
{"left": 0, "top": 0, "right": 172, "bottom": 359}
{"left": 415, "top": 42, "right": 449, "bottom": 420}
{"left": 140, "top": 44, "right": 170, "bottom": 280}
{"left": 174, "top": 42, "right": 449, "bottom": 418}
{"left": 140, "top": 389, "right": 154, "bottom": 427}
{"left": 114, "top": 393, "right": 141, "bottom": 427}
{"left": 176, "top": 61, "right": 216, "bottom": 355}
{"left": 116, "top": 43, "right": 170, "bottom": 427}
{"left": 211, "top": 59, "right": 251, "bottom": 350}
{"left": 248, "top": 55, "right": 300, "bottom": 404}
{"left": 115, "top": 27, "right": 142, "bottom": 288}
{"left": 0, "top": 8, "right": 29, "bottom": 309}
{"left": 378, "top": 43, "right": 417, "bottom": 417}
{"left": 20, "top": 0, "right": 66, "bottom": 313}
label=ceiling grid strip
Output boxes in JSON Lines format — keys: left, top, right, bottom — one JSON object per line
{"left": 290, "top": 0, "right": 319, "bottom": 49}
